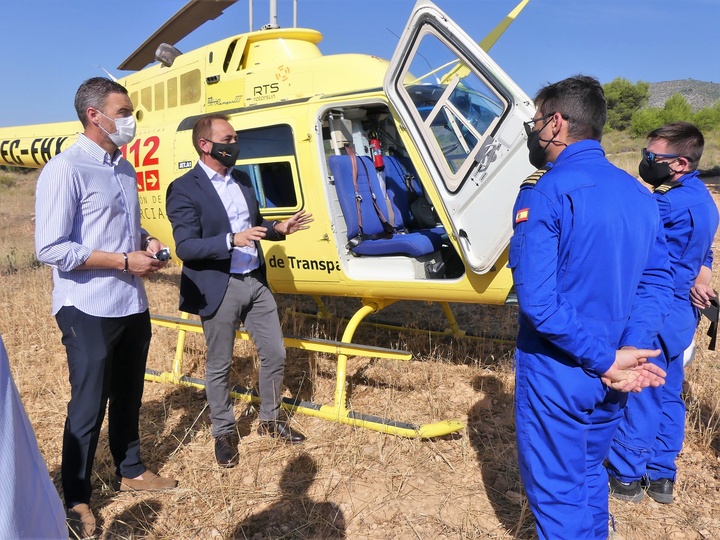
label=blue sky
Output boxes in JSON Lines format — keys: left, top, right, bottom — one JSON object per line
{"left": 0, "top": 0, "right": 718, "bottom": 127}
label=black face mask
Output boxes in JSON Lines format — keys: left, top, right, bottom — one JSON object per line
{"left": 210, "top": 141, "right": 240, "bottom": 168}
{"left": 526, "top": 117, "right": 558, "bottom": 169}
{"left": 638, "top": 157, "right": 673, "bottom": 187}
{"left": 527, "top": 130, "right": 549, "bottom": 169}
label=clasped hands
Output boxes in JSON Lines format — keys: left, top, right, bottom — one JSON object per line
{"left": 601, "top": 346, "right": 665, "bottom": 393}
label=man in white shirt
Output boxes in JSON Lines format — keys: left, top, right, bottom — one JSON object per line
{"left": 35, "top": 77, "right": 177, "bottom": 539}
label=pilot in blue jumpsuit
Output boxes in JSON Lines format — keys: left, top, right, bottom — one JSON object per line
{"left": 607, "top": 122, "right": 719, "bottom": 504}
{"left": 509, "top": 76, "right": 673, "bottom": 540}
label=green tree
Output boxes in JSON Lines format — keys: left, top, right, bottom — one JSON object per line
{"left": 661, "top": 93, "right": 694, "bottom": 123}
{"left": 604, "top": 78, "right": 649, "bottom": 131}
{"left": 693, "top": 102, "right": 720, "bottom": 132}
{"left": 630, "top": 108, "right": 664, "bottom": 137}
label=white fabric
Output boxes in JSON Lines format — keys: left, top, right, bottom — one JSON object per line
{"left": 0, "top": 335, "right": 66, "bottom": 538}
{"left": 683, "top": 340, "right": 697, "bottom": 367}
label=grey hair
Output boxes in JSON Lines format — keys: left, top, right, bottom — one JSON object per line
{"left": 74, "top": 77, "right": 129, "bottom": 127}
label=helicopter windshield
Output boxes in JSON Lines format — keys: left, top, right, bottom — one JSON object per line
{"left": 395, "top": 30, "right": 508, "bottom": 190}
{"left": 407, "top": 81, "right": 503, "bottom": 174}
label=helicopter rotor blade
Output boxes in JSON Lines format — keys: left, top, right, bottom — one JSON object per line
{"left": 118, "top": 0, "right": 239, "bottom": 71}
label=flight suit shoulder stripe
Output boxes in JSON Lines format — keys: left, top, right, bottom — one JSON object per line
{"left": 521, "top": 167, "right": 550, "bottom": 188}
{"left": 653, "top": 180, "right": 682, "bottom": 194}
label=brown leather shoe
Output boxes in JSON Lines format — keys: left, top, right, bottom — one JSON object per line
{"left": 118, "top": 470, "right": 178, "bottom": 492}
{"left": 67, "top": 503, "right": 96, "bottom": 539}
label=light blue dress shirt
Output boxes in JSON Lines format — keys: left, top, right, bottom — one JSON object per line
{"left": 0, "top": 334, "right": 66, "bottom": 538}
{"left": 198, "top": 160, "right": 260, "bottom": 275}
{"left": 35, "top": 134, "right": 148, "bottom": 317}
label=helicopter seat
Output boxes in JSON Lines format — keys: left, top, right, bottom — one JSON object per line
{"left": 328, "top": 154, "right": 444, "bottom": 257}
{"left": 383, "top": 156, "right": 445, "bottom": 236}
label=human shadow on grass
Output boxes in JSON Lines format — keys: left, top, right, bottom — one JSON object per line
{"left": 467, "top": 373, "right": 536, "bottom": 539}
{"left": 232, "top": 452, "right": 346, "bottom": 539}
{"left": 103, "top": 498, "right": 163, "bottom": 538}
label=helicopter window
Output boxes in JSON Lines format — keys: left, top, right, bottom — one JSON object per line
{"left": 180, "top": 69, "right": 201, "bottom": 105}
{"left": 394, "top": 30, "right": 507, "bottom": 190}
{"left": 236, "top": 161, "right": 297, "bottom": 209}
{"left": 155, "top": 82, "right": 165, "bottom": 111}
{"left": 232, "top": 124, "right": 300, "bottom": 211}
{"left": 223, "top": 40, "right": 237, "bottom": 72}
{"left": 167, "top": 78, "right": 178, "bottom": 108}
{"left": 141, "top": 87, "right": 153, "bottom": 112}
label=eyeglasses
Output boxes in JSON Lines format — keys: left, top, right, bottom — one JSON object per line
{"left": 641, "top": 148, "right": 687, "bottom": 163}
{"left": 523, "top": 112, "right": 570, "bottom": 136}
{"left": 523, "top": 113, "right": 554, "bottom": 136}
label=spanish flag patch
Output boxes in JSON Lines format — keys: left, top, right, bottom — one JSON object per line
{"left": 515, "top": 208, "right": 529, "bottom": 224}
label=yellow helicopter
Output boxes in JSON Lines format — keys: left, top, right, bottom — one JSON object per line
{"left": 0, "top": 0, "right": 536, "bottom": 438}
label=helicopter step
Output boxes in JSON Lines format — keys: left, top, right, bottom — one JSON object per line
{"left": 147, "top": 312, "right": 465, "bottom": 439}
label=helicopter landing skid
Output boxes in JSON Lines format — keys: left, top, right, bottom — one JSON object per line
{"left": 147, "top": 310, "right": 465, "bottom": 439}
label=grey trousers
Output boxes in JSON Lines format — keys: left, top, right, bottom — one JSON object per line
{"left": 201, "top": 272, "right": 286, "bottom": 437}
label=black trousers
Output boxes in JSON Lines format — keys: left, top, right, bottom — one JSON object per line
{"left": 56, "top": 306, "right": 151, "bottom": 508}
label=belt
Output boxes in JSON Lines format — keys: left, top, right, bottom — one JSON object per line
{"left": 230, "top": 268, "right": 260, "bottom": 279}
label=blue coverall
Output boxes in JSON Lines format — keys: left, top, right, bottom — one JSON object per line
{"left": 508, "top": 139, "right": 673, "bottom": 540}
{"left": 608, "top": 170, "right": 719, "bottom": 484}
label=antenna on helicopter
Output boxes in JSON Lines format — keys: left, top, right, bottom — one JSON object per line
{"left": 93, "top": 65, "right": 118, "bottom": 82}
{"left": 260, "top": 0, "right": 279, "bottom": 30}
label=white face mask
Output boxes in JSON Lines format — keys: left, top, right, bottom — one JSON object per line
{"left": 97, "top": 110, "right": 137, "bottom": 146}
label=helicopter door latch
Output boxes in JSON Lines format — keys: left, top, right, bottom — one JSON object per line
{"left": 468, "top": 140, "right": 502, "bottom": 187}
{"left": 474, "top": 139, "right": 501, "bottom": 169}
{"left": 458, "top": 229, "right": 471, "bottom": 245}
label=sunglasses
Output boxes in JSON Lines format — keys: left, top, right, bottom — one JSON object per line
{"left": 641, "top": 148, "right": 687, "bottom": 163}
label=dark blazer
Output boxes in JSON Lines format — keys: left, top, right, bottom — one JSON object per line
{"left": 166, "top": 163, "right": 284, "bottom": 317}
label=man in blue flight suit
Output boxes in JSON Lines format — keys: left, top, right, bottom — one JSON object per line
{"left": 509, "top": 75, "right": 674, "bottom": 540}
{"left": 607, "top": 122, "right": 719, "bottom": 504}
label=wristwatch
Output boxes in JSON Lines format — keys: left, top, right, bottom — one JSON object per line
{"left": 229, "top": 232, "right": 236, "bottom": 249}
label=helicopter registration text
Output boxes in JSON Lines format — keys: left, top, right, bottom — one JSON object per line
{"left": 0, "top": 137, "right": 68, "bottom": 167}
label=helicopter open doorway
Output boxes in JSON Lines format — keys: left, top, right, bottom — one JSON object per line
{"left": 385, "top": 0, "right": 535, "bottom": 274}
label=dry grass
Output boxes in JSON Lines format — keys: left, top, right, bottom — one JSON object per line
{"left": 2, "top": 156, "right": 720, "bottom": 539}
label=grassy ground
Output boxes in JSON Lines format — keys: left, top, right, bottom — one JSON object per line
{"left": 1, "top": 135, "right": 720, "bottom": 539}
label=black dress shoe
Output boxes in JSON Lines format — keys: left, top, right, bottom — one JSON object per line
{"left": 257, "top": 420, "right": 306, "bottom": 445}
{"left": 214, "top": 433, "right": 239, "bottom": 468}
{"left": 609, "top": 475, "right": 645, "bottom": 503}
{"left": 647, "top": 477, "right": 674, "bottom": 504}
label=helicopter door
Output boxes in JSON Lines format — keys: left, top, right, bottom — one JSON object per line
{"left": 384, "top": 0, "right": 536, "bottom": 274}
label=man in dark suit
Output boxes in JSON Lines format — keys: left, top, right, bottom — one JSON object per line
{"left": 166, "top": 114, "right": 312, "bottom": 467}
